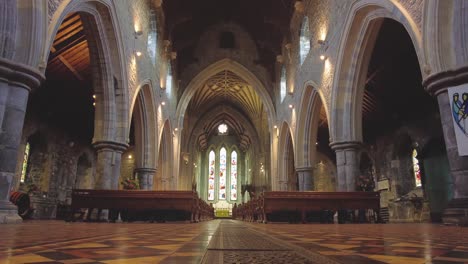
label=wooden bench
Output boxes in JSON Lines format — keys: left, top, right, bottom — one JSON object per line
{"left": 233, "top": 191, "right": 380, "bottom": 224}
{"left": 69, "top": 189, "right": 213, "bottom": 223}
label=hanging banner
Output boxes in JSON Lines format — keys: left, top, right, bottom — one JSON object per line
{"left": 448, "top": 83, "right": 468, "bottom": 156}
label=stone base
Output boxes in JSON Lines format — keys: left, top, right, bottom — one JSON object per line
{"left": 442, "top": 199, "right": 468, "bottom": 226}
{"left": 0, "top": 200, "right": 22, "bottom": 224}
{"left": 0, "top": 208, "right": 22, "bottom": 223}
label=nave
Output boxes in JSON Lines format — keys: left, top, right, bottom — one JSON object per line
{"left": 1, "top": 220, "right": 467, "bottom": 264}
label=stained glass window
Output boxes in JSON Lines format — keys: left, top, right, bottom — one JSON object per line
{"left": 299, "top": 16, "right": 310, "bottom": 65}
{"left": 219, "top": 147, "right": 227, "bottom": 200}
{"left": 147, "top": 11, "right": 157, "bottom": 65}
{"left": 230, "top": 151, "right": 237, "bottom": 200}
{"left": 20, "top": 143, "right": 30, "bottom": 183}
{"left": 208, "top": 150, "right": 215, "bottom": 200}
{"left": 412, "top": 149, "right": 422, "bottom": 187}
{"left": 280, "top": 66, "right": 286, "bottom": 102}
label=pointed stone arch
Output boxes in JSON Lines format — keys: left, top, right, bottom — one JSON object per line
{"left": 156, "top": 119, "right": 174, "bottom": 190}
{"left": 129, "top": 80, "right": 158, "bottom": 170}
{"left": 296, "top": 82, "right": 328, "bottom": 168}
{"left": 330, "top": 0, "right": 424, "bottom": 144}
{"left": 45, "top": 0, "right": 129, "bottom": 144}
{"left": 176, "top": 58, "right": 276, "bottom": 131}
{"left": 278, "top": 122, "right": 295, "bottom": 191}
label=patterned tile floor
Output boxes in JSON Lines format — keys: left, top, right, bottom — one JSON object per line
{"left": 0, "top": 220, "right": 467, "bottom": 263}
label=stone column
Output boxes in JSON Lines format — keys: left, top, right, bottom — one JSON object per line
{"left": 0, "top": 58, "right": 43, "bottom": 223}
{"left": 296, "top": 166, "right": 314, "bottom": 191}
{"left": 93, "top": 141, "right": 128, "bottom": 190}
{"left": 135, "top": 167, "right": 156, "bottom": 190}
{"left": 330, "top": 141, "right": 361, "bottom": 191}
{"left": 424, "top": 66, "right": 468, "bottom": 226}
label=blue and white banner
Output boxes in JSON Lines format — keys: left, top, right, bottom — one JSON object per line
{"left": 448, "top": 83, "right": 468, "bottom": 156}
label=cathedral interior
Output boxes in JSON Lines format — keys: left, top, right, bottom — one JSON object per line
{"left": 0, "top": 0, "right": 467, "bottom": 263}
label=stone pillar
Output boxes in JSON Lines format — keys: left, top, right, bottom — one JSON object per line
{"left": 296, "top": 166, "right": 314, "bottom": 191}
{"left": 135, "top": 167, "right": 156, "bottom": 190}
{"left": 424, "top": 66, "right": 468, "bottom": 226}
{"left": 93, "top": 141, "right": 128, "bottom": 190}
{"left": 330, "top": 141, "right": 361, "bottom": 191}
{"left": 0, "top": 58, "right": 43, "bottom": 223}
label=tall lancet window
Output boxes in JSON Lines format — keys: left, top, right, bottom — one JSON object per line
{"left": 299, "top": 16, "right": 310, "bottom": 65}
{"left": 230, "top": 151, "right": 237, "bottom": 200}
{"left": 219, "top": 147, "right": 227, "bottom": 200}
{"left": 20, "top": 143, "right": 31, "bottom": 183}
{"left": 166, "top": 62, "right": 172, "bottom": 97}
{"left": 412, "top": 149, "right": 422, "bottom": 187}
{"left": 280, "top": 65, "right": 287, "bottom": 102}
{"left": 208, "top": 150, "right": 215, "bottom": 200}
{"left": 147, "top": 11, "right": 157, "bottom": 65}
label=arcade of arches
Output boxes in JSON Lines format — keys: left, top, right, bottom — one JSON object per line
{"left": 0, "top": 0, "right": 468, "bottom": 263}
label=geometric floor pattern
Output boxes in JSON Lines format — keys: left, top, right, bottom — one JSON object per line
{"left": 0, "top": 220, "right": 467, "bottom": 263}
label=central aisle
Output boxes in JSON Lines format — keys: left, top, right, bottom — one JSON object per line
{"left": 201, "top": 220, "right": 338, "bottom": 263}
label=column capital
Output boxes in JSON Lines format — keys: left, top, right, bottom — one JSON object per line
{"left": 0, "top": 58, "right": 44, "bottom": 91}
{"left": 329, "top": 141, "right": 362, "bottom": 151}
{"left": 423, "top": 65, "right": 468, "bottom": 96}
{"left": 295, "top": 166, "right": 314, "bottom": 172}
{"left": 134, "top": 167, "right": 157, "bottom": 174}
{"left": 92, "top": 140, "right": 128, "bottom": 152}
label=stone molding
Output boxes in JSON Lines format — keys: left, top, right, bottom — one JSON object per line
{"left": 423, "top": 65, "right": 468, "bottom": 96}
{"left": 329, "top": 141, "right": 362, "bottom": 151}
{"left": 92, "top": 140, "right": 128, "bottom": 152}
{"left": 295, "top": 166, "right": 314, "bottom": 172}
{"left": 134, "top": 167, "right": 157, "bottom": 174}
{"left": 0, "top": 58, "right": 44, "bottom": 91}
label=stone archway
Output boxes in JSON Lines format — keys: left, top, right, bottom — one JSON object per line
{"left": 330, "top": 0, "right": 424, "bottom": 143}
{"left": 129, "top": 82, "right": 158, "bottom": 190}
{"left": 156, "top": 120, "right": 173, "bottom": 190}
{"left": 278, "top": 122, "right": 296, "bottom": 191}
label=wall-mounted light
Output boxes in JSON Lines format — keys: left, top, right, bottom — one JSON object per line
{"left": 318, "top": 39, "right": 328, "bottom": 61}
{"left": 161, "top": 101, "right": 166, "bottom": 106}
{"left": 273, "top": 125, "right": 277, "bottom": 129}
{"left": 128, "top": 154, "right": 132, "bottom": 159}
{"left": 288, "top": 104, "right": 294, "bottom": 109}
{"left": 134, "top": 30, "right": 143, "bottom": 39}
{"left": 135, "top": 51, "right": 142, "bottom": 57}
{"left": 174, "top": 127, "right": 178, "bottom": 132}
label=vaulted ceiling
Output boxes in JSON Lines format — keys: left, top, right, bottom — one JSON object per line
{"left": 163, "top": 0, "right": 295, "bottom": 78}
{"left": 188, "top": 70, "right": 264, "bottom": 120}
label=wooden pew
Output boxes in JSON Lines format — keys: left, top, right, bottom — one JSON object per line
{"left": 261, "top": 191, "right": 380, "bottom": 223}
{"left": 69, "top": 189, "right": 213, "bottom": 223}
{"left": 234, "top": 191, "right": 380, "bottom": 224}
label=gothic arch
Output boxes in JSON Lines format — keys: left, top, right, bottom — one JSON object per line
{"left": 129, "top": 80, "right": 158, "bottom": 170}
{"left": 45, "top": 0, "right": 129, "bottom": 144}
{"left": 330, "top": 0, "right": 424, "bottom": 144}
{"left": 423, "top": 0, "right": 468, "bottom": 74}
{"left": 176, "top": 58, "right": 276, "bottom": 131}
{"left": 156, "top": 119, "right": 174, "bottom": 190}
{"left": 278, "top": 122, "right": 295, "bottom": 191}
{"left": 296, "top": 82, "right": 328, "bottom": 168}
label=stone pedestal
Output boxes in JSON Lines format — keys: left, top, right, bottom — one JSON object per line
{"left": 135, "top": 167, "right": 156, "bottom": 190}
{"left": 0, "top": 58, "right": 43, "bottom": 223}
{"left": 330, "top": 141, "right": 361, "bottom": 191}
{"left": 93, "top": 141, "right": 128, "bottom": 190}
{"left": 424, "top": 65, "right": 468, "bottom": 226}
{"left": 296, "top": 167, "right": 313, "bottom": 191}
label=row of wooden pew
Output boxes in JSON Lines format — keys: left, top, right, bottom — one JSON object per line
{"left": 69, "top": 189, "right": 214, "bottom": 222}
{"left": 233, "top": 191, "right": 381, "bottom": 223}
